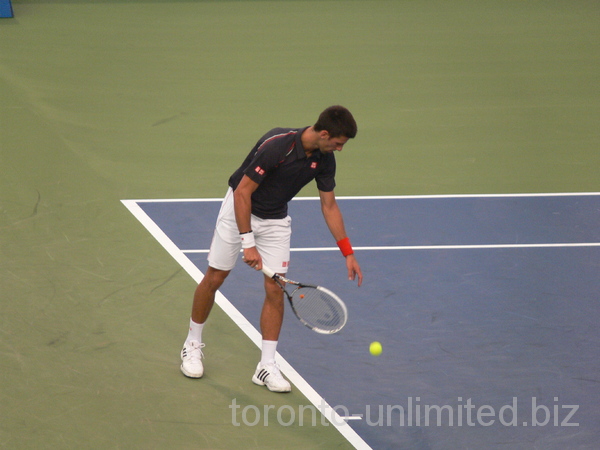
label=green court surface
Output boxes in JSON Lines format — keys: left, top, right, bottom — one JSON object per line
{"left": 1, "top": 1, "right": 598, "bottom": 448}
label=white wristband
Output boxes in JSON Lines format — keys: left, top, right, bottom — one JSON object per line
{"left": 240, "top": 231, "right": 255, "bottom": 249}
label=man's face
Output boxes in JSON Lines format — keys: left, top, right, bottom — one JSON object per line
{"left": 318, "top": 131, "right": 350, "bottom": 153}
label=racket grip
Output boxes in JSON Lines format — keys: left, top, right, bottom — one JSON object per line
{"left": 261, "top": 266, "right": 276, "bottom": 279}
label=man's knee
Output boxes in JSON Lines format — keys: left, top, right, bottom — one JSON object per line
{"left": 264, "top": 277, "right": 284, "bottom": 300}
{"left": 201, "top": 267, "right": 230, "bottom": 291}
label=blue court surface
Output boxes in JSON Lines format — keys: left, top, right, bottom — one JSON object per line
{"left": 123, "top": 193, "right": 600, "bottom": 449}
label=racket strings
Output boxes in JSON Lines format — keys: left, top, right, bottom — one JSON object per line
{"left": 291, "top": 287, "right": 345, "bottom": 332}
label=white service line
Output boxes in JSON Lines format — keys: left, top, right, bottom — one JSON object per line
{"left": 181, "top": 242, "right": 600, "bottom": 254}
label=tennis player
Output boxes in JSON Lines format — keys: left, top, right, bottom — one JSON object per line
{"left": 180, "top": 105, "right": 363, "bottom": 392}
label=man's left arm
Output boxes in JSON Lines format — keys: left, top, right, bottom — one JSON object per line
{"left": 319, "top": 190, "right": 363, "bottom": 286}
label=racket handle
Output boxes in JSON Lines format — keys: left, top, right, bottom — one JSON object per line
{"left": 261, "top": 265, "right": 276, "bottom": 279}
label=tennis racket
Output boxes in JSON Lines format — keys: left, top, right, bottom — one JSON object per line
{"left": 261, "top": 266, "right": 348, "bottom": 334}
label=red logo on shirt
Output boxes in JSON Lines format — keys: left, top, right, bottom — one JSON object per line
{"left": 255, "top": 166, "right": 265, "bottom": 176}
{"left": 311, "top": 162, "right": 317, "bottom": 169}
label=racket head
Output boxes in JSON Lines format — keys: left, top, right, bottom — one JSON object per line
{"left": 289, "top": 285, "right": 348, "bottom": 334}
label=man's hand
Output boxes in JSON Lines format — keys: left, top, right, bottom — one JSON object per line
{"left": 242, "top": 246, "right": 262, "bottom": 271}
{"left": 346, "top": 254, "right": 363, "bottom": 287}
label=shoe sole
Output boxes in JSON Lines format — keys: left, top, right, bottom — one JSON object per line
{"left": 252, "top": 375, "right": 291, "bottom": 393}
{"left": 181, "top": 364, "right": 203, "bottom": 379}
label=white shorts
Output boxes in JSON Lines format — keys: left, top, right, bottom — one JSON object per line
{"left": 207, "top": 188, "right": 292, "bottom": 273}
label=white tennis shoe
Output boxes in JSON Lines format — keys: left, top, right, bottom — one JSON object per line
{"left": 180, "top": 340, "right": 205, "bottom": 378}
{"left": 252, "top": 361, "right": 291, "bottom": 393}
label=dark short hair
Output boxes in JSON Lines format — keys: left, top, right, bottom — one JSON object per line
{"left": 313, "top": 105, "right": 357, "bottom": 139}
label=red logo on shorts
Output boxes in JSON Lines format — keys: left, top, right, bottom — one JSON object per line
{"left": 255, "top": 166, "right": 265, "bottom": 176}
{"left": 282, "top": 261, "right": 289, "bottom": 268}
{"left": 311, "top": 162, "right": 317, "bottom": 169}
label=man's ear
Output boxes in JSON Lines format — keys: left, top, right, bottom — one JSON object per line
{"left": 319, "top": 130, "right": 330, "bottom": 140}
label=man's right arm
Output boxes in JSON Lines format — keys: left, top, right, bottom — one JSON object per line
{"left": 233, "top": 175, "right": 262, "bottom": 270}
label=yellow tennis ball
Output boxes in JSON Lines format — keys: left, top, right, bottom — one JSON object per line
{"left": 369, "top": 341, "right": 382, "bottom": 356}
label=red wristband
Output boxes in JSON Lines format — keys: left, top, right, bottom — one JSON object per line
{"left": 337, "top": 237, "right": 354, "bottom": 257}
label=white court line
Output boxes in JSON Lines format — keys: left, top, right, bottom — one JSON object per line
{"left": 293, "top": 243, "right": 600, "bottom": 251}
{"left": 304, "top": 192, "right": 600, "bottom": 200}
{"left": 121, "top": 200, "right": 372, "bottom": 450}
{"left": 128, "top": 191, "right": 600, "bottom": 203}
{"left": 122, "top": 192, "right": 600, "bottom": 203}
{"left": 182, "top": 242, "right": 600, "bottom": 254}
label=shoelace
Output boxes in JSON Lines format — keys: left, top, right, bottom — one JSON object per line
{"left": 264, "top": 362, "right": 284, "bottom": 380}
{"left": 186, "top": 342, "right": 205, "bottom": 362}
